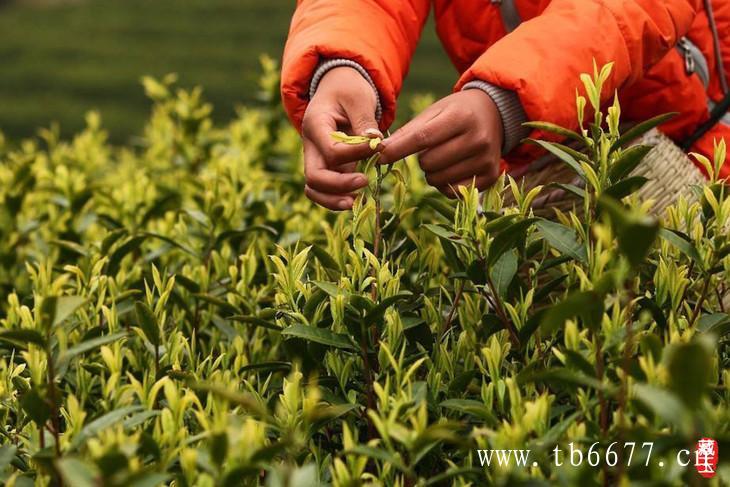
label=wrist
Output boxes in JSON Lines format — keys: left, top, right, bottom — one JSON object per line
{"left": 462, "top": 80, "right": 529, "bottom": 155}
{"left": 309, "top": 59, "right": 382, "bottom": 121}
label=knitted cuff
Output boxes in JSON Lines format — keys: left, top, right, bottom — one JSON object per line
{"left": 309, "top": 59, "right": 383, "bottom": 122}
{"left": 462, "top": 80, "right": 530, "bottom": 155}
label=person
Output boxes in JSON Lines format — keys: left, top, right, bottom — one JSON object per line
{"left": 281, "top": 0, "right": 730, "bottom": 211}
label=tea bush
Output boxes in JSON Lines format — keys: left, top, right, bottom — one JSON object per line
{"left": 0, "top": 59, "right": 728, "bottom": 486}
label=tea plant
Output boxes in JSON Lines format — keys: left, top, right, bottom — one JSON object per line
{"left": 0, "top": 58, "right": 726, "bottom": 486}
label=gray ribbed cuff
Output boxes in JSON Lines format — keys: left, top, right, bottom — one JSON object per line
{"left": 309, "top": 59, "right": 383, "bottom": 122}
{"left": 462, "top": 80, "right": 530, "bottom": 154}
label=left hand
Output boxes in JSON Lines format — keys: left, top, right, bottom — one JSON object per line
{"left": 378, "top": 89, "right": 504, "bottom": 197}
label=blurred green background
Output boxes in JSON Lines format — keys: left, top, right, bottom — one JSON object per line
{"left": 0, "top": 0, "right": 454, "bottom": 143}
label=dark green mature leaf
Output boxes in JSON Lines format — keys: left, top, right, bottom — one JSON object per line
{"left": 20, "top": 389, "right": 52, "bottom": 426}
{"left": 633, "top": 383, "right": 689, "bottom": 428}
{"left": 71, "top": 406, "right": 145, "bottom": 449}
{"left": 547, "top": 183, "right": 586, "bottom": 199}
{"left": 0, "top": 445, "right": 17, "bottom": 471}
{"left": 603, "top": 176, "right": 649, "bottom": 200}
{"left": 440, "top": 399, "right": 495, "bottom": 423}
{"left": 229, "top": 315, "right": 283, "bottom": 331}
{"left": 535, "top": 219, "right": 587, "bottom": 263}
{"left": 610, "top": 113, "right": 676, "bottom": 151}
{"left": 309, "top": 244, "right": 339, "bottom": 272}
{"left": 659, "top": 229, "right": 704, "bottom": 269}
{"left": 518, "top": 367, "right": 606, "bottom": 392}
{"left": 666, "top": 338, "right": 713, "bottom": 408}
{"left": 281, "top": 324, "right": 356, "bottom": 351}
{"left": 598, "top": 196, "right": 659, "bottom": 267}
{"left": 522, "top": 121, "right": 583, "bottom": 142}
{"left": 0, "top": 329, "right": 46, "bottom": 349}
{"left": 134, "top": 302, "right": 160, "bottom": 346}
{"left": 423, "top": 224, "right": 467, "bottom": 246}
{"left": 213, "top": 225, "right": 278, "bottom": 250}
{"left": 489, "top": 250, "right": 517, "bottom": 298}
{"left": 697, "top": 313, "right": 730, "bottom": 336}
{"left": 345, "top": 446, "right": 410, "bottom": 474}
{"left": 56, "top": 332, "right": 128, "bottom": 372}
{"left": 143, "top": 232, "right": 197, "bottom": 256}
{"left": 608, "top": 145, "right": 652, "bottom": 181}
{"left": 55, "top": 458, "right": 99, "bottom": 487}
{"left": 190, "top": 383, "right": 267, "bottom": 416}
{"left": 542, "top": 291, "right": 603, "bottom": 332}
{"left": 487, "top": 218, "right": 537, "bottom": 265}
{"left": 528, "top": 140, "right": 586, "bottom": 181}
{"left": 364, "top": 293, "right": 413, "bottom": 324}
{"left": 107, "top": 235, "right": 146, "bottom": 276}
{"left": 53, "top": 296, "right": 87, "bottom": 327}
{"left": 311, "top": 280, "right": 344, "bottom": 298}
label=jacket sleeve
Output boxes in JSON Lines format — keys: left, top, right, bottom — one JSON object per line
{"left": 281, "top": 0, "right": 430, "bottom": 132}
{"left": 455, "top": 0, "right": 702, "bottom": 139}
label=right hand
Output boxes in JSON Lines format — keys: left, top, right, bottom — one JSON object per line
{"left": 301, "top": 66, "right": 382, "bottom": 210}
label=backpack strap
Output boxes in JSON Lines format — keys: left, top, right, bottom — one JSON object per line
{"left": 491, "top": 0, "right": 522, "bottom": 33}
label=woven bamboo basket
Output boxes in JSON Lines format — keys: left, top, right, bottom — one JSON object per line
{"left": 505, "top": 129, "right": 730, "bottom": 309}
{"left": 504, "top": 128, "right": 707, "bottom": 216}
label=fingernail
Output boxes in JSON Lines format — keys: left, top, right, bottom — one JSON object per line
{"left": 354, "top": 175, "right": 368, "bottom": 186}
{"left": 338, "top": 199, "right": 352, "bottom": 210}
{"left": 363, "top": 128, "right": 384, "bottom": 139}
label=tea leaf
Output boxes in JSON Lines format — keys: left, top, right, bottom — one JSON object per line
{"left": 608, "top": 145, "right": 652, "bottom": 181}
{"left": 535, "top": 219, "right": 587, "bottom": 263}
{"left": 602, "top": 176, "right": 648, "bottom": 200}
{"left": 666, "top": 338, "right": 713, "bottom": 408}
{"left": 527, "top": 141, "right": 586, "bottom": 182}
{"left": 489, "top": 249, "right": 518, "bottom": 298}
{"left": 0, "top": 329, "right": 47, "bottom": 349}
{"left": 610, "top": 113, "right": 676, "bottom": 150}
{"left": 55, "top": 458, "right": 99, "bottom": 487}
{"left": 522, "top": 121, "right": 583, "bottom": 142}
{"left": 542, "top": 291, "right": 603, "bottom": 332}
{"left": 487, "top": 218, "right": 537, "bottom": 265}
{"left": 71, "top": 406, "right": 146, "bottom": 449}
{"left": 134, "top": 302, "right": 160, "bottom": 346}
{"left": 281, "top": 324, "right": 357, "bottom": 351}
{"left": 658, "top": 228, "right": 704, "bottom": 269}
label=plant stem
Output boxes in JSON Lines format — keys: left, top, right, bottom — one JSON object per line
{"left": 689, "top": 275, "right": 712, "bottom": 327}
{"left": 440, "top": 281, "right": 464, "bottom": 339}
{"left": 485, "top": 274, "right": 520, "bottom": 348}
{"left": 45, "top": 346, "right": 62, "bottom": 459}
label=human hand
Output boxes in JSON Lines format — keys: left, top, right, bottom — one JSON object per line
{"left": 301, "top": 66, "right": 382, "bottom": 210}
{"left": 379, "top": 90, "right": 504, "bottom": 197}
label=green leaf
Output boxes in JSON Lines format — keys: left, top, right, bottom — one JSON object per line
{"left": 0, "top": 445, "right": 17, "bottom": 471}
{"left": 311, "top": 281, "right": 345, "bottom": 298}
{"left": 53, "top": 296, "right": 87, "bottom": 327}
{"left": 608, "top": 145, "right": 652, "bottom": 181}
{"left": 345, "top": 446, "right": 410, "bottom": 474}
{"left": 134, "top": 302, "right": 160, "bottom": 346}
{"left": 0, "top": 329, "right": 47, "bottom": 349}
{"left": 71, "top": 406, "right": 145, "bottom": 449}
{"left": 309, "top": 244, "right": 340, "bottom": 272}
{"left": 527, "top": 140, "right": 586, "bottom": 181}
{"left": 666, "top": 338, "right": 713, "bottom": 408}
{"left": 659, "top": 229, "right": 704, "bottom": 269}
{"left": 281, "top": 324, "right": 357, "bottom": 351}
{"left": 542, "top": 291, "right": 603, "bottom": 332}
{"left": 213, "top": 225, "right": 278, "bottom": 250}
{"left": 55, "top": 458, "right": 99, "bottom": 487}
{"left": 697, "top": 313, "right": 730, "bottom": 336}
{"left": 535, "top": 219, "right": 587, "bottom": 263}
{"left": 603, "top": 176, "right": 648, "bottom": 200}
{"left": 228, "top": 315, "right": 283, "bottom": 331}
{"left": 489, "top": 249, "right": 517, "bottom": 298}
{"left": 611, "top": 113, "right": 676, "bottom": 151}
{"left": 598, "top": 196, "right": 659, "bottom": 267}
{"left": 522, "top": 121, "right": 584, "bottom": 142}
{"left": 56, "top": 332, "right": 128, "bottom": 372}
{"left": 487, "top": 218, "right": 537, "bottom": 265}
{"left": 547, "top": 183, "right": 586, "bottom": 199}
{"left": 440, "top": 399, "right": 495, "bottom": 422}
{"left": 423, "top": 224, "right": 467, "bottom": 246}
{"left": 20, "top": 389, "right": 52, "bottom": 426}
{"left": 633, "top": 383, "right": 689, "bottom": 427}
{"left": 364, "top": 293, "right": 412, "bottom": 324}
{"left": 107, "top": 235, "right": 146, "bottom": 276}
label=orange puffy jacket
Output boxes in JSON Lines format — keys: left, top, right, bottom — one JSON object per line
{"left": 281, "top": 0, "right": 730, "bottom": 178}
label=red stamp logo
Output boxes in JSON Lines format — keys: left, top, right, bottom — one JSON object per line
{"left": 694, "top": 438, "right": 718, "bottom": 479}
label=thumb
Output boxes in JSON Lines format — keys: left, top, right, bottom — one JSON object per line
{"left": 343, "top": 101, "right": 382, "bottom": 139}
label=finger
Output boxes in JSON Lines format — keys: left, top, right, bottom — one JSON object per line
{"left": 424, "top": 156, "right": 486, "bottom": 188}
{"left": 418, "top": 133, "right": 485, "bottom": 172}
{"left": 342, "top": 102, "right": 382, "bottom": 139}
{"left": 304, "top": 185, "right": 356, "bottom": 211}
{"left": 303, "top": 111, "right": 377, "bottom": 166}
{"left": 304, "top": 140, "right": 369, "bottom": 194}
{"left": 438, "top": 173, "right": 499, "bottom": 198}
{"left": 379, "top": 105, "right": 466, "bottom": 165}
